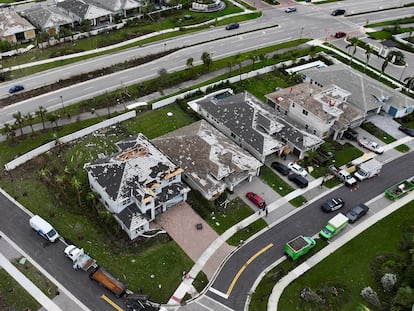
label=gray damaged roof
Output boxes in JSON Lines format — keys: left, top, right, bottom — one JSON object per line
{"left": 84, "top": 133, "right": 184, "bottom": 203}
{"left": 302, "top": 63, "right": 405, "bottom": 113}
{"left": 0, "top": 10, "right": 35, "bottom": 37}
{"left": 198, "top": 91, "right": 322, "bottom": 154}
{"left": 86, "top": 0, "right": 143, "bottom": 12}
{"left": 152, "top": 120, "right": 262, "bottom": 199}
{"left": 57, "top": 0, "right": 112, "bottom": 20}
{"left": 22, "top": 6, "right": 73, "bottom": 30}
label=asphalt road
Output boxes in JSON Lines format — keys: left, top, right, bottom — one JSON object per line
{"left": 207, "top": 150, "right": 414, "bottom": 310}
{"left": 0, "top": 193, "right": 127, "bottom": 311}
{"left": 1, "top": 0, "right": 414, "bottom": 125}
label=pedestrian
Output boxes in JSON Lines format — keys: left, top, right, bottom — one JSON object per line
{"left": 265, "top": 207, "right": 268, "bottom": 217}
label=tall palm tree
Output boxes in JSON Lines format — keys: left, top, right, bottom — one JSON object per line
{"left": 13, "top": 112, "right": 25, "bottom": 137}
{"left": 186, "top": 57, "right": 194, "bottom": 78}
{"left": 227, "top": 60, "right": 233, "bottom": 75}
{"left": 25, "top": 113, "right": 35, "bottom": 137}
{"left": 364, "top": 45, "right": 374, "bottom": 72}
{"left": 201, "top": 52, "right": 212, "bottom": 71}
{"left": 55, "top": 175, "right": 71, "bottom": 202}
{"left": 2, "top": 123, "right": 16, "bottom": 145}
{"left": 71, "top": 176, "right": 83, "bottom": 208}
{"left": 36, "top": 106, "right": 47, "bottom": 131}
{"left": 346, "top": 39, "right": 359, "bottom": 65}
{"left": 380, "top": 58, "right": 389, "bottom": 79}
{"left": 86, "top": 191, "right": 100, "bottom": 214}
{"left": 404, "top": 76, "right": 414, "bottom": 90}
{"left": 47, "top": 112, "right": 60, "bottom": 129}
{"left": 249, "top": 54, "right": 256, "bottom": 69}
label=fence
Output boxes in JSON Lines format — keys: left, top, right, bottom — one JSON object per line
{"left": 4, "top": 111, "right": 136, "bottom": 171}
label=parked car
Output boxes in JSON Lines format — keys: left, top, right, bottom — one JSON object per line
{"left": 321, "top": 197, "right": 345, "bottom": 212}
{"left": 345, "top": 204, "right": 369, "bottom": 223}
{"left": 399, "top": 126, "right": 414, "bottom": 137}
{"left": 271, "top": 161, "right": 290, "bottom": 176}
{"left": 288, "top": 162, "right": 307, "bottom": 177}
{"left": 9, "top": 85, "right": 24, "bottom": 94}
{"left": 344, "top": 128, "right": 358, "bottom": 140}
{"left": 331, "top": 9, "right": 346, "bottom": 16}
{"left": 288, "top": 173, "right": 308, "bottom": 188}
{"left": 226, "top": 23, "right": 239, "bottom": 30}
{"left": 285, "top": 7, "right": 297, "bottom": 13}
{"left": 334, "top": 32, "right": 346, "bottom": 38}
{"left": 246, "top": 192, "right": 266, "bottom": 209}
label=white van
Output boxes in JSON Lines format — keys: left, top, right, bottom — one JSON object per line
{"left": 29, "top": 215, "right": 60, "bottom": 242}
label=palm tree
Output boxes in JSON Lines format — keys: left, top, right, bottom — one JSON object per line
{"left": 259, "top": 53, "right": 267, "bottom": 67}
{"left": 186, "top": 57, "right": 194, "bottom": 78}
{"left": 158, "top": 68, "right": 168, "bottom": 89}
{"left": 13, "top": 112, "right": 25, "bottom": 138}
{"left": 2, "top": 123, "right": 16, "bottom": 145}
{"left": 55, "top": 175, "right": 71, "bottom": 202}
{"left": 86, "top": 191, "right": 100, "bottom": 214}
{"left": 47, "top": 112, "right": 60, "bottom": 129}
{"left": 249, "top": 54, "right": 256, "bottom": 69}
{"left": 380, "top": 58, "right": 389, "bottom": 79}
{"left": 346, "top": 39, "right": 359, "bottom": 65}
{"left": 201, "top": 52, "right": 212, "bottom": 71}
{"left": 387, "top": 50, "right": 405, "bottom": 65}
{"left": 364, "top": 45, "right": 374, "bottom": 72}
{"left": 36, "top": 106, "right": 47, "bottom": 131}
{"left": 71, "top": 176, "right": 83, "bottom": 208}
{"left": 227, "top": 60, "right": 233, "bottom": 76}
{"left": 25, "top": 113, "right": 35, "bottom": 137}
{"left": 404, "top": 76, "right": 414, "bottom": 90}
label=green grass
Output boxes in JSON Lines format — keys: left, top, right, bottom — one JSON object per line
{"left": 206, "top": 202, "right": 255, "bottom": 235}
{"left": 278, "top": 201, "right": 414, "bottom": 310}
{"left": 13, "top": 258, "right": 58, "bottom": 298}
{"left": 227, "top": 218, "right": 268, "bottom": 246}
{"left": 259, "top": 166, "right": 294, "bottom": 196}
{"left": 361, "top": 121, "right": 396, "bottom": 144}
{"left": 367, "top": 16, "right": 414, "bottom": 28}
{"left": 288, "top": 196, "right": 307, "bottom": 207}
{"left": 0, "top": 269, "right": 41, "bottom": 311}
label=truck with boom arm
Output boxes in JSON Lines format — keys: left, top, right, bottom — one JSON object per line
{"left": 285, "top": 235, "right": 316, "bottom": 260}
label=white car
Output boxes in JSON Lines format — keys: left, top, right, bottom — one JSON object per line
{"left": 285, "top": 7, "right": 297, "bottom": 13}
{"left": 288, "top": 162, "right": 307, "bottom": 177}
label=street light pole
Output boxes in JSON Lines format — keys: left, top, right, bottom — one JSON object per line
{"left": 300, "top": 27, "right": 304, "bottom": 40}
{"left": 60, "top": 95, "right": 66, "bottom": 114}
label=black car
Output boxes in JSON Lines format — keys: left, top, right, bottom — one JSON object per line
{"left": 288, "top": 173, "right": 308, "bottom": 188}
{"left": 399, "top": 126, "right": 414, "bottom": 137}
{"left": 271, "top": 161, "right": 290, "bottom": 176}
{"left": 225, "top": 23, "right": 239, "bottom": 30}
{"left": 346, "top": 204, "right": 369, "bottom": 223}
{"left": 332, "top": 9, "right": 346, "bottom": 16}
{"left": 321, "top": 197, "right": 345, "bottom": 212}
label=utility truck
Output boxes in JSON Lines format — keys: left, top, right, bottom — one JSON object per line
{"left": 64, "top": 245, "right": 127, "bottom": 297}
{"left": 329, "top": 165, "right": 357, "bottom": 187}
{"left": 357, "top": 137, "right": 384, "bottom": 154}
{"left": 354, "top": 158, "right": 382, "bottom": 181}
{"left": 285, "top": 236, "right": 316, "bottom": 260}
{"left": 319, "top": 213, "right": 349, "bottom": 239}
{"left": 385, "top": 179, "right": 414, "bottom": 200}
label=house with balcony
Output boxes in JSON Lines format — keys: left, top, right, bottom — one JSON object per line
{"left": 84, "top": 133, "right": 190, "bottom": 240}
{"left": 302, "top": 63, "right": 414, "bottom": 118}
{"left": 266, "top": 83, "right": 364, "bottom": 140}
{"left": 194, "top": 91, "right": 323, "bottom": 160}
{"left": 153, "top": 120, "right": 262, "bottom": 200}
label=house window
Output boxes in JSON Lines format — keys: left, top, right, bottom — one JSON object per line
{"left": 313, "top": 129, "right": 317, "bottom": 135}
{"left": 292, "top": 103, "right": 295, "bottom": 108}
{"left": 302, "top": 109, "right": 308, "bottom": 116}
{"left": 276, "top": 105, "right": 280, "bottom": 112}
{"left": 305, "top": 124, "right": 309, "bottom": 130}
{"left": 169, "top": 176, "right": 175, "bottom": 182}
{"left": 284, "top": 111, "right": 287, "bottom": 116}
{"left": 231, "top": 132, "right": 236, "bottom": 138}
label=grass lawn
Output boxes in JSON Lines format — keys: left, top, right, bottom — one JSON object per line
{"left": 226, "top": 218, "right": 268, "bottom": 246}
{"left": 0, "top": 269, "right": 41, "bottom": 311}
{"left": 278, "top": 201, "right": 414, "bottom": 310}
{"left": 13, "top": 258, "right": 58, "bottom": 298}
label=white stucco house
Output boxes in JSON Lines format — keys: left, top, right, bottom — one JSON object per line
{"left": 84, "top": 133, "right": 190, "bottom": 240}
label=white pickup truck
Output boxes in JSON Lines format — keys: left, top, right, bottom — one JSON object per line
{"left": 329, "top": 165, "right": 357, "bottom": 187}
{"left": 357, "top": 137, "right": 384, "bottom": 154}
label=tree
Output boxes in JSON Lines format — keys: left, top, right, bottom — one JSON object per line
{"left": 360, "top": 286, "right": 381, "bottom": 308}
{"left": 36, "top": 106, "right": 48, "bottom": 131}
{"left": 86, "top": 191, "right": 100, "bottom": 214}
{"left": 71, "top": 176, "right": 83, "bottom": 208}
{"left": 380, "top": 58, "right": 389, "bottom": 79}
{"left": 392, "top": 286, "right": 414, "bottom": 309}
{"left": 25, "top": 113, "right": 35, "bottom": 137}
{"left": 47, "top": 112, "right": 60, "bottom": 129}
{"left": 55, "top": 175, "right": 71, "bottom": 202}
{"left": 388, "top": 50, "right": 405, "bottom": 65}
{"left": 346, "top": 39, "right": 359, "bottom": 65}
{"left": 404, "top": 76, "right": 414, "bottom": 90}
{"left": 186, "top": 57, "right": 194, "bottom": 77}
{"left": 2, "top": 123, "right": 16, "bottom": 145}
{"left": 13, "top": 112, "right": 25, "bottom": 137}
{"left": 201, "top": 52, "right": 212, "bottom": 71}
{"left": 381, "top": 273, "right": 397, "bottom": 292}
{"left": 39, "top": 168, "right": 52, "bottom": 185}
{"left": 158, "top": 68, "right": 168, "bottom": 89}
{"left": 249, "top": 54, "right": 256, "bottom": 69}
{"left": 259, "top": 53, "right": 267, "bottom": 66}
{"left": 227, "top": 60, "right": 233, "bottom": 75}
{"left": 364, "top": 45, "right": 374, "bottom": 72}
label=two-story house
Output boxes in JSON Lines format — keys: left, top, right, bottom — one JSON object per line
{"left": 84, "top": 133, "right": 190, "bottom": 240}
{"left": 195, "top": 91, "right": 323, "bottom": 160}
{"left": 153, "top": 120, "right": 262, "bottom": 200}
{"left": 266, "top": 83, "right": 364, "bottom": 140}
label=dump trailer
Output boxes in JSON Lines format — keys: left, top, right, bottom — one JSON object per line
{"left": 89, "top": 266, "right": 127, "bottom": 298}
{"left": 285, "top": 236, "right": 316, "bottom": 260}
{"left": 354, "top": 158, "right": 382, "bottom": 181}
{"left": 319, "top": 213, "right": 349, "bottom": 239}
{"left": 385, "top": 179, "right": 414, "bottom": 200}
{"left": 64, "top": 245, "right": 97, "bottom": 271}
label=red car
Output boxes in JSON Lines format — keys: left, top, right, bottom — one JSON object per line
{"left": 246, "top": 192, "right": 266, "bottom": 209}
{"left": 334, "top": 32, "right": 346, "bottom": 38}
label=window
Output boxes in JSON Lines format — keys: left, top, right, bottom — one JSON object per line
{"left": 292, "top": 103, "right": 295, "bottom": 108}
{"left": 305, "top": 124, "right": 309, "bottom": 130}
{"left": 313, "top": 129, "right": 317, "bottom": 135}
{"left": 231, "top": 132, "right": 236, "bottom": 138}
{"left": 284, "top": 111, "right": 287, "bottom": 115}
{"left": 302, "top": 109, "right": 308, "bottom": 116}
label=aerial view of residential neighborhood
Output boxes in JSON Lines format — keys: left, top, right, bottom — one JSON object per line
{"left": 1, "top": 0, "right": 414, "bottom": 309}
